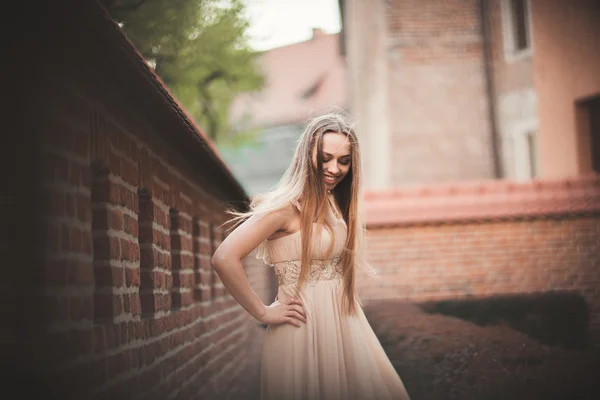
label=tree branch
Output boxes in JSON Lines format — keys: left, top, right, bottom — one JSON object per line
{"left": 200, "top": 70, "right": 226, "bottom": 88}
{"left": 197, "top": 83, "right": 219, "bottom": 140}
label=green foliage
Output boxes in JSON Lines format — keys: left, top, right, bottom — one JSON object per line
{"left": 109, "top": 0, "right": 265, "bottom": 143}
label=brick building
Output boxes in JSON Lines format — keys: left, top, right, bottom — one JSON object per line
{"left": 337, "top": 0, "right": 600, "bottom": 345}
{"left": 339, "top": 0, "right": 600, "bottom": 188}
{"left": 222, "top": 29, "right": 347, "bottom": 196}
{"left": 4, "top": 0, "right": 272, "bottom": 398}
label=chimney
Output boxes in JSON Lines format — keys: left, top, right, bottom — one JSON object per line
{"left": 311, "top": 28, "right": 325, "bottom": 40}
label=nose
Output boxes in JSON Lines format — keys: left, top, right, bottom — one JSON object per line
{"left": 326, "top": 162, "right": 339, "bottom": 175}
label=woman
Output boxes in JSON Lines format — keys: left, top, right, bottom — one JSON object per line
{"left": 211, "top": 113, "right": 410, "bottom": 400}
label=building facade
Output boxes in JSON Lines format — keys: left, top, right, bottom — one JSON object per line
{"left": 339, "top": 0, "right": 600, "bottom": 189}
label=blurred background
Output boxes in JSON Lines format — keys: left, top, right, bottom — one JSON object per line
{"left": 6, "top": 0, "right": 600, "bottom": 399}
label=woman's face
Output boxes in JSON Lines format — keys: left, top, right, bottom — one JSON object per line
{"left": 312, "top": 131, "right": 352, "bottom": 191}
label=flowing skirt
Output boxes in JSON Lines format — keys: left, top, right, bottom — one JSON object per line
{"left": 260, "top": 278, "right": 410, "bottom": 400}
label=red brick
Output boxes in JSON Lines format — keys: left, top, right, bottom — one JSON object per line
{"left": 120, "top": 238, "right": 132, "bottom": 261}
{"left": 108, "top": 180, "right": 120, "bottom": 204}
{"left": 140, "top": 292, "right": 157, "bottom": 315}
{"left": 129, "top": 139, "right": 139, "bottom": 164}
{"left": 123, "top": 293, "right": 130, "bottom": 313}
{"left": 95, "top": 266, "right": 124, "bottom": 287}
{"left": 143, "top": 342, "right": 158, "bottom": 365}
{"left": 134, "top": 320, "right": 146, "bottom": 340}
{"left": 122, "top": 161, "right": 138, "bottom": 186}
{"left": 198, "top": 286, "right": 212, "bottom": 302}
{"left": 110, "top": 236, "right": 120, "bottom": 260}
{"left": 131, "top": 293, "right": 141, "bottom": 316}
{"left": 108, "top": 348, "right": 131, "bottom": 378}
{"left": 124, "top": 214, "right": 138, "bottom": 236}
{"left": 108, "top": 208, "right": 123, "bottom": 231}
{"left": 199, "top": 240, "right": 212, "bottom": 255}
{"left": 91, "top": 175, "right": 109, "bottom": 203}
{"left": 121, "top": 185, "right": 136, "bottom": 210}
{"left": 109, "top": 151, "right": 122, "bottom": 177}
{"left": 132, "top": 242, "right": 140, "bottom": 262}
{"left": 125, "top": 267, "right": 140, "bottom": 287}
{"left": 94, "top": 293, "right": 122, "bottom": 320}
{"left": 154, "top": 247, "right": 170, "bottom": 269}
{"left": 139, "top": 224, "right": 153, "bottom": 246}
{"left": 92, "top": 207, "right": 108, "bottom": 230}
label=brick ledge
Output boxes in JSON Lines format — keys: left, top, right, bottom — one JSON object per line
{"left": 364, "top": 174, "right": 600, "bottom": 227}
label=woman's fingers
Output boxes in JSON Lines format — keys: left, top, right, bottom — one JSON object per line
{"left": 272, "top": 297, "right": 307, "bottom": 327}
{"left": 284, "top": 297, "right": 304, "bottom": 306}
{"left": 292, "top": 297, "right": 304, "bottom": 307}
{"left": 288, "top": 304, "right": 306, "bottom": 318}
{"left": 285, "top": 310, "right": 307, "bottom": 324}
{"left": 285, "top": 317, "right": 301, "bottom": 327}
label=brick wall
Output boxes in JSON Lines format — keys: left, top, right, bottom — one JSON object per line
{"left": 7, "top": 1, "right": 275, "bottom": 399}
{"left": 360, "top": 175, "right": 600, "bottom": 343}
{"left": 386, "top": 0, "right": 495, "bottom": 185}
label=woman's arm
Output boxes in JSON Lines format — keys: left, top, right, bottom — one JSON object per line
{"left": 211, "top": 204, "right": 306, "bottom": 327}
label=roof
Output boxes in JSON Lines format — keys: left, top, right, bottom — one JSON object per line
{"left": 365, "top": 173, "right": 600, "bottom": 227}
{"left": 229, "top": 30, "right": 348, "bottom": 128}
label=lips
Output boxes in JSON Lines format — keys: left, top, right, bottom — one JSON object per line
{"left": 324, "top": 175, "right": 337, "bottom": 184}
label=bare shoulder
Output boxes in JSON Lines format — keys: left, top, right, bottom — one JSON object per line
{"left": 213, "top": 203, "right": 296, "bottom": 262}
{"left": 263, "top": 201, "right": 301, "bottom": 240}
{"left": 277, "top": 201, "right": 300, "bottom": 220}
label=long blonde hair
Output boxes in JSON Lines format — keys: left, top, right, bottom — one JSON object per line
{"left": 226, "top": 111, "right": 375, "bottom": 315}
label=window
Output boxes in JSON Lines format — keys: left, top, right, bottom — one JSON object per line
{"left": 501, "top": 0, "right": 533, "bottom": 61}
{"left": 589, "top": 98, "right": 600, "bottom": 173}
{"left": 576, "top": 95, "right": 600, "bottom": 173}
{"left": 512, "top": 123, "right": 538, "bottom": 181}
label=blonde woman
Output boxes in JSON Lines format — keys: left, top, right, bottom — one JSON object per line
{"left": 211, "top": 113, "right": 410, "bottom": 400}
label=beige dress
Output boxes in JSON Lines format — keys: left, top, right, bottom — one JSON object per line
{"left": 257, "top": 202, "right": 410, "bottom": 400}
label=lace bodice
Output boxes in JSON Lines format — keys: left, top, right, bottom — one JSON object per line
{"left": 271, "top": 256, "right": 343, "bottom": 286}
{"left": 256, "top": 201, "right": 347, "bottom": 287}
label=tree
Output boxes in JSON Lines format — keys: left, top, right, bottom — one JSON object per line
{"left": 107, "top": 0, "right": 264, "bottom": 143}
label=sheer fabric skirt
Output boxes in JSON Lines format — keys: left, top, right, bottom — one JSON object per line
{"left": 260, "top": 278, "right": 410, "bottom": 400}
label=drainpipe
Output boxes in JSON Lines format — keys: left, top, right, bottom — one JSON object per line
{"left": 479, "top": 0, "right": 503, "bottom": 178}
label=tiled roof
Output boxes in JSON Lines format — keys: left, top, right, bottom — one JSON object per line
{"left": 364, "top": 174, "right": 600, "bottom": 227}
{"left": 229, "top": 31, "right": 347, "bottom": 128}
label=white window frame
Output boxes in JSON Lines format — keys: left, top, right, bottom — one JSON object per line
{"left": 512, "top": 119, "right": 539, "bottom": 181}
{"left": 501, "top": 0, "right": 534, "bottom": 63}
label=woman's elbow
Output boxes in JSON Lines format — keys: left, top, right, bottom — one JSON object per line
{"left": 211, "top": 250, "right": 225, "bottom": 271}
{"left": 211, "top": 249, "right": 235, "bottom": 271}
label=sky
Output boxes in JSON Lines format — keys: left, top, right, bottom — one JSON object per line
{"left": 243, "top": 0, "right": 342, "bottom": 51}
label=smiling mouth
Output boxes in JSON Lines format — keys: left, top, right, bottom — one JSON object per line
{"left": 324, "top": 175, "right": 337, "bottom": 184}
